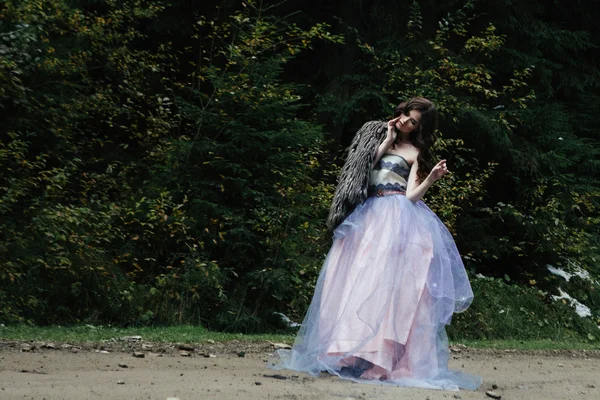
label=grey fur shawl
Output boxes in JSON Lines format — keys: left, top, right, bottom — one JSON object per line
{"left": 326, "top": 120, "right": 388, "bottom": 231}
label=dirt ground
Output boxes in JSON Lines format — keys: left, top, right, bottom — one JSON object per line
{"left": 1, "top": 340, "right": 599, "bottom": 400}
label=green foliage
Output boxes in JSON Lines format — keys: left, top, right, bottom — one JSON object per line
{"left": 174, "top": 2, "right": 342, "bottom": 329}
{"left": 449, "top": 276, "right": 600, "bottom": 342}
{"left": 0, "top": 0, "right": 598, "bottom": 340}
{"left": 0, "top": 0, "right": 340, "bottom": 329}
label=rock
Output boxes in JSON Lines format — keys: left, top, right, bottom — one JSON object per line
{"left": 263, "top": 374, "right": 287, "bottom": 380}
{"left": 206, "top": 340, "right": 215, "bottom": 344}
{"left": 485, "top": 391, "right": 501, "bottom": 399}
{"left": 270, "top": 342, "right": 292, "bottom": 350}
{"left": 179, "top": 351, "right": 191, "bottom": 357}
{"left": 558, "top": 363, "right": 564, "bottom": 367}
{"left": 453, "top": 395, "right": 462, "bottom": 399}
{"left": 450, "top": 346, "right": 461, "bottom": 353}
{"left": 20, "top": 344, "right": 34, "bottom": 352}
{"left": 254, "top": 382, "right": 262, "bottom": 386}
{"left": 118, "top": 363, "right": 128, "bottom": 368}
{"left": 61, "top": 344, "right": 73, "bottom": 349}
{"left": 117, "top": 380, "right": 125, "bottom": 385}
{"left": 237, "top": 351, "right": 246, "bottom": 358}
{"left": 178, "top": 344, "right": 195, "bottom": 351}
{"left": 202, "top": 353, "right": 216, "bottom": 358}
{"left": 42, "top": 343, "right": 56, "bottom": 350}
{"left": 492, "top": 384, "right": 498, "bottom": 390}
{"left": 120, "top": 335, "right": 142, "bottom": 342}
{"left": 97, "top": 350, "right": 110, "bottom": 354}
{"left": 132, "top": 352, "right": 145, "bottom": 358}
{"left": 142, "top": 344, "right": 153, "bottom": 350}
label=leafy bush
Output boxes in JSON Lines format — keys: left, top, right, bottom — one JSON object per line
{"left": 449, "top": 276, "right": 600, "bottom": 341}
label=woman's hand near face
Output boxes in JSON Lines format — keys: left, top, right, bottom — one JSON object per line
{"left": 373, "top": 118, "right": 401, "bottom": 169}
{"left": 386, "top": 117, "right": 400, "bottom": 144}
{"left": 428, "top": 159, "right": 449, "bottom": 181}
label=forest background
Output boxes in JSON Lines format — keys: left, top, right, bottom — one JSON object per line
{"left": 1, "top": 0, "right": 599, "bottom": 342}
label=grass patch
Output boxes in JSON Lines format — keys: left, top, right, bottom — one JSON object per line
{"left": 448, "top": 277, "right": 600, "bottom": 343}
{"left": 0, "top": 325, "right": 294, "bottom": 344}
{"left": 1, "top": 325, "right": 599, "bottom": 351}
{"left": 458, "top": 339, "right": 600, "bottom": 351}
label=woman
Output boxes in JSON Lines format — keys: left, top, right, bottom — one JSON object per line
{"left": 270, "top": 98, "right": 482, "bottom": 391}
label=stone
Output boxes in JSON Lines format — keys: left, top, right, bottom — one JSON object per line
{"left": 485, "top": 391, "right": 501, "bottom": 399}
{"left": 117, "top": 380, "right": 125, "bottom": 385}
{"left": 270, "top": 342, "right": 292, "bottom": 350}
{"left": 263, "top": 374, "right": 287, "bottom": 380}
{"left": 132, "top": 352, "right": 145, "bottom": 358}
{"left": 179, "top": 351, "right": 191, "bottom": 357}
{"left": 120, "top": 336, "right": 142, "bottom": 342}
{"left": 178, "top": 344, "right": 195, "bottom": 351}
{"left": 20, "top": 345, "right": 33, "bottom": 352}
{"left": 118, "top": 363, "right": 128, "bottom": 368}
{"left": 237, "top": 351, "right": 246, "bottom": 358}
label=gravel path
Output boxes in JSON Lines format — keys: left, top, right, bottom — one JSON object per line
{"left": 1, "top": 340, "right": 599, "bottom": 399}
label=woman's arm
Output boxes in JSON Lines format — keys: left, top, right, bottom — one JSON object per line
{"left": 372, "top": 117, "right": 400, "bottom": 168}
{"left": 406, "top": 159, "right": 448, "bottom": 203}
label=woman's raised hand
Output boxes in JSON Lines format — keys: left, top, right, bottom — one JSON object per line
{"left": 386, "top": 117, "right": 400, "bottom": 144}
{"left": 429, "top": 159, "right": 449, "bottom": 181}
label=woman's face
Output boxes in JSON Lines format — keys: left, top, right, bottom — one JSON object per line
{"left": 395, "top": 109, "right": 422, "bottom": 134}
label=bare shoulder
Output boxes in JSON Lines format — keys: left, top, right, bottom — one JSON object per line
{"left": 387, "top": 143, "right": 419, "bottom": 165}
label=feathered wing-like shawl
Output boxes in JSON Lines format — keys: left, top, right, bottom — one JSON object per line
{"left": 326, "top": 120, "right": 388, "bottom": 231}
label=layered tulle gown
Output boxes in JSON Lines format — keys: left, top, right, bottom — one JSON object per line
{"left": 269, "top": 154, "right": 482, "bottom": 391}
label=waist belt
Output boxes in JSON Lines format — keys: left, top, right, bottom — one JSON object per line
{"left": 368, "top": 189, "right": 406, "bottom": 198}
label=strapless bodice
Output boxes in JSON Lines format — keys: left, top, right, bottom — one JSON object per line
{"left": 368, "top": 154, "right": 411, "bottom": 195}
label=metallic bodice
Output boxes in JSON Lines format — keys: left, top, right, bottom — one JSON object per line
{"left": 368, "top": 154, "right": 411, "bottom": 195}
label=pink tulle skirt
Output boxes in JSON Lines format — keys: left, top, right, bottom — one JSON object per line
{"left": 269, "top": 194, "right": 482, "bottom": 391}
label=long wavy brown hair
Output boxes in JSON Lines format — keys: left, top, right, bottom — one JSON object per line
{"left": 392, "top": 97, "right": 439, "bottom": 182}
